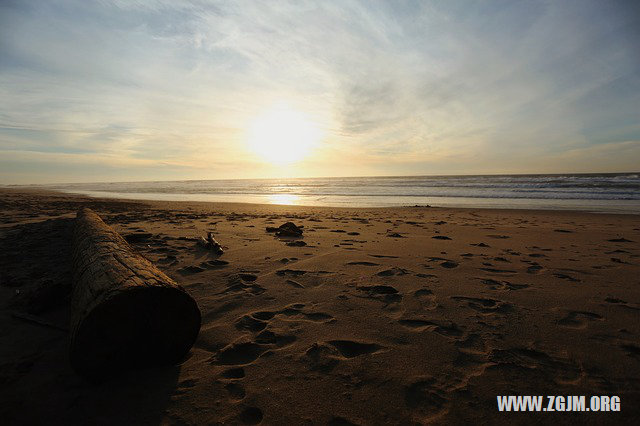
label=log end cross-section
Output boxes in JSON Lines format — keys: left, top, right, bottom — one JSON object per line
{"left": 70, "top": 208, "right": 201, "bottom": 382}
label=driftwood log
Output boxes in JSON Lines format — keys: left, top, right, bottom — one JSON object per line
{"left": 70, "top": 208, "right": 201, "bottom": 382}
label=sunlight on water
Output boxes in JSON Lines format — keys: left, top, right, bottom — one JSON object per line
{"left": 268, "top": 193, "right": 300, "bottom": 205}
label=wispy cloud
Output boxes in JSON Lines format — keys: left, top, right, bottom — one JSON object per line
{"left": 1, "top": 0, "right": 639, "bottom": 183}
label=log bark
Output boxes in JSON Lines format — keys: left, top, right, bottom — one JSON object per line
{"left": 70, "top": 208, "right": 201, "bottom": 382}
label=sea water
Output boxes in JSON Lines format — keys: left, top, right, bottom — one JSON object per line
{"left": 24, "top": 173, "right": 640, "bottom": 213}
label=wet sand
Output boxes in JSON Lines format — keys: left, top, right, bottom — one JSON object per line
{"left": 1, "top": 188, "right": 639, "bottom": 424}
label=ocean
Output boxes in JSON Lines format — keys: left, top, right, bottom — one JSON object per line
{"left": 31, "top": 173, "right": 640, "bottom": 213}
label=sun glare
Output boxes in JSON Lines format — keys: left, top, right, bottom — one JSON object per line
{"left": 268, "top": 194, "right": 300, "bottom": 205}
{"left": 247, "top": 104, "right": 322, "bottom": 165}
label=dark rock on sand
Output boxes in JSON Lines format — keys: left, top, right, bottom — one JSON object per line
{"left": 267, "top": 222, "right": 304, "bottom": 237}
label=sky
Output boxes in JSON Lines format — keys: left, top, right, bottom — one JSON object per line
{"left": 1, "top": 0, "right": 639, "bottom": 184}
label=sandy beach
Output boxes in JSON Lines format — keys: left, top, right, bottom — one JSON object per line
{"left": 1, "top": 188, "right": 639, "bottom": 424}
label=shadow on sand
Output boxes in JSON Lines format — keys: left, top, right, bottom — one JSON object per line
{"left": 0, "top": 217, "right": 183, "bottom": 425}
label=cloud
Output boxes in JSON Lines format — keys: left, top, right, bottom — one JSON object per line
{"left": 1, "top": 0, "right": 639, "bottom": 183}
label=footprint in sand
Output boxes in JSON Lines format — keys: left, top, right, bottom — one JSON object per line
{"left": 553, "top": 272, "right": 581, "bottom": 282}
{"left": 528, "top": 253, "right": 547, "bottom": 258}
{"left": 300, "top": 312, "right": 334, "bottom": 322}
{"left": 413, "top": 288, "right": 438, "bottom": 309}
{"left": 526, "top": 264, "right": 543, "bottom": 274}
{"left": 455, "top": 333, "right": 488, "bottom": 354}
{"left": 451, "top": 296, "right": 512, "bottom": 314}
{"left": 285, "top": 279, "right": 305, "bottom": 289}
{"left": 158, "top": 255, "right": 178, "bottom": 265}
{"left": 221, "top": 367, "right": 245, "bottom": 378}
{"left": 251, "top": 311, "right": 277, "bottom": 321}
{"left": 239, "top": 273, "right": 258, "bottom": 282}
{"left": 212, "top": 341, "right": 268, "bottom": 365}
{"left": 200, "top": 259, "right": 229, "bottom": 268}
{"left": 327, "top": 340, "right": 383, "bottom": 358}
{"left": 225, "top": 382, "right": 246, "bottom": 400}
{"left": 302, "top": 340, "right": 382, "bottom": 372}
{"left": 252, "top": 304, "right": 334, "bottom": 324}
{"left": 603, "top": 298, "right": 640, "bottom": 310}
{"left": 398, "top": 319, "right": 464, "bottom": 338}
{"left": 237, "top": 406, "right": 263, "bottom": 425}
{"left": 501, "top": 281, "right": 530, "bottom": 291}
{"left": 178, "top": 265, "right": 206, "bottom": 274}
{"left": 255, "top": 330, "right": 297, "bottom": 347}
{"left": 610, "top": 257, "right": 629, "bottom": 264}
{"left": 489, "top": 347, "right": 582, "bottom": 384}
{"left": 357, "top": 284, "right": 399, "bottom": 294}
{"left": 303, "top": 343, "right": 341, "bottom": 372}
{"left": 220, "top": 276, "right": 266, "bottom": 295}
{"left": 605, "top": 249, "right": 629, "bottom": 255}
{"left": 276, "top": 269, "right": 307, "bottom": 277}
{"left": 218, "top": 311, "right": 312, "bottom": 365}
{"left": 282, "top": 303, "right": 306, "bottom": 313}
{"left": 416, "top": 273, "right": 437, "bottom": 280}
{"left": 235, "top": 315, "right": 268, "bottom": 332}
{"left": 478, "top": 278, "right": 529, "bottom": 291}
{"left": 479, "top": 267, "right": 517, "bottom": 275}
{"left": 404, "top": 378, "right": 447, "bottom": 420}
{"left": 377, "top": 267, "right": 410, "bottom": 276}
{"left": 414, "top": 288, "right": 433, "bottom": 298}
{"left": 557, "top": 311, "right": 603, "bottom": 329}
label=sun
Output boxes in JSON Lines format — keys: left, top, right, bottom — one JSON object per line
{"left": 247, "top": 104, "right": 322, "bottom": 165}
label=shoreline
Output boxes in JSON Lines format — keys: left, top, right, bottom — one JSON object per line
{"left": 1, "top": 187, "right": 638, "bottom": 217}
{"left": 5, "top": 169, "right": 640, "bottom": 214}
